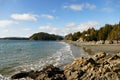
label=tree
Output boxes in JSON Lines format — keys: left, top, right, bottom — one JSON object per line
{"left": 64, "top": 22, "right": 120, "bottom": 41}
{"left": 29, "top": 32, "right": 63, "bottom": 40}
{"left": 72, "top": 32, "right": 81, "bottom": 41}
{"left": 107, "top": 24, "right": 120, "bottom": 42}
{"left": 64, "top": 33, "right": 73, "bottom": 40}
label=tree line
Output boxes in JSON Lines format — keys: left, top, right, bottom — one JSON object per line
{"left": 64, "top": 22, "right": 120, "bottom": 41}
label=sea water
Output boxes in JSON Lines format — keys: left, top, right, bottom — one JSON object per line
{"left": 0, "top": 40, "right": 88, "bottom": 79}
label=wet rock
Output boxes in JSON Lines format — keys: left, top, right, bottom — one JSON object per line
{"left": 11, "top": 71, "right": 29, "bottom": 79}
{"left": 35, "top": 65, "right": 66, "bottom": 80}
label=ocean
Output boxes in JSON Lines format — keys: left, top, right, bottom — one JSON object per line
{"left": 0, "top": 40, "right": 88, "bottom": 79}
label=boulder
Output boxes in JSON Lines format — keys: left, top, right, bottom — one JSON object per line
{"left": 105, "top": 40, "right": 113, "bottom": 44}
{"left": 96, "top": 40, "right": 105, "bottom": 44}
{"left": 11, "top": 52, "right": 120, "bottom": 80}
{"left": 11, "top": 71, "right": 29, "bottom": 79}
{"left": 93, "top": 52, "right": 106, "bottom": 61}
{"left": 35, "top": 65, "right": 66, "bottom": 80}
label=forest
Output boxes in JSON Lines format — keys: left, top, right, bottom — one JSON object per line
{"left": 29, "top": 32, "right": 63, "bottom": 40}
{"left": 65, "top": 22, "right": 120, "bottom": 41}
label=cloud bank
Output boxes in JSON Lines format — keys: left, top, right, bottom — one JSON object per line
{"left": 11, "top": 13, "right": 38, "bottom": 21}
{"left": 63, "top": 3, "right": 96, "bottom": 11}
{"left": 38, "top": 21, "right": 99, "bottom": 36}
{"left": 41, "top": 14, "right": 54, "bottom": 20}
{"left": 0, "top": 20, "right": 17, "bottom": 27}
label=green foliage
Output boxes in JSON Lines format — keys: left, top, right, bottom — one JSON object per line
{"left": 64, "top": 33, "right": 73, "bottom": 40}
{"left": 29, "top": 32, "right": 63, "bottom": 41}
{"left": 107, "top": 24, "right": 120, "bottom": 40}
{"left": 72, "top": 32, "right": 81, "bottom": 41}
{"left": 64, "top": 32, "right": 81, "bottom": 41}
{"left": 97, "top": 24, "right": 113, "bottom": 40}
{"left": 65, "top": 22, "right": 120, "bottom": 41}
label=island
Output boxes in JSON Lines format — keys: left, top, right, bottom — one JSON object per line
{"left": 0, "top": 37, "right": 29, "bottom": 40}
{"left": 29, "top": 32, "right": 63, "bottom": 41}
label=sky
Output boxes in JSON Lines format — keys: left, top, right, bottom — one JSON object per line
{"left": 0, "top": 0, "right": 120, "bottom": 37}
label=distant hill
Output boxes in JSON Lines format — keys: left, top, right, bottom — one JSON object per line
{"left": 0, "top": 37, "right": 29, "bottom": 40}
{"left": 29, "top": 32, "right": 63, "bottom": 41}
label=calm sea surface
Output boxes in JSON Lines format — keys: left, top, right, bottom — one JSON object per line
{"left": 0, "top": 40, "right": 88, "bottom": 78}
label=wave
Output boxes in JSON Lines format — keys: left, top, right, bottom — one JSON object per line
{"left": 0, "top": 42, "right": 75, "bottom": 80}
{"left": 17, "top": 42, "right": 75, "bottom": 71}
{"left": 0, "top": 74, "right": 10, "bottom": 80}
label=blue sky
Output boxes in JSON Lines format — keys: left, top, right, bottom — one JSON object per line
{"left": 0, "top": 0, "right": 120, "bottom": 37}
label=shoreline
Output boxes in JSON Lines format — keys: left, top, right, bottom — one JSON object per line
{"left": 63, "top": 40, "right": 120, "bottom": 54}
{"left": 11, "top": 52, "right": 120, "bottom": 80}
{"left": 0, "top": 42, "right": 120, "bottom": 80}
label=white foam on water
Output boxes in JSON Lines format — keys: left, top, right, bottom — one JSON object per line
{"left": 0, "top": 74, "right": 10, "bottom": 80}
{"left": 0, "top": 42, "right": 75, "bottom": 80}
{"left": 15, "top": 42, "right": 75, "bottom": 71}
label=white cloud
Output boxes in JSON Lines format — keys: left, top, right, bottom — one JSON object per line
{"left": 11, "top": 13, "right": 38, "bottom": 21}
{"left": 63, "top": 3, "right": 96, "bottom": 11}
{"left": 63, "top": 21, "right": 98, "bottom": 35}
{"left": 38, "top": 21, "right": 99, "bottom": 36}
{"left": 102, "top": 7, "right": 113, "bottom": 12}
{"left": 41, "top": 14, "right": 54, "bottom": 20}
{"left": 85, "top": 3, "right": 96, "bottom": 10}
{"left": 63, "top": 4, "right": 84, "bottom": 11}
{"left": 0, "top": 20, "right": 17, "bottom": 27}
{"left": 2, "top": 29, "right": 9, "bottom": 33}
{"left": 76, "top": 21, "right": 99, "bottom": 32}
{"left": 65, "top": 22, "right": 76, "bottom": 27}
{"left": 39, "top": 25, "right": 58, "bottom": 34}
{"left": 22, "top": 28, "right": 31, "bottom": 31}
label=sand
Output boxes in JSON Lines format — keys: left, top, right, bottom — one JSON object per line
{"left": 64, "top": 40, "right": 120, "bottom": 54}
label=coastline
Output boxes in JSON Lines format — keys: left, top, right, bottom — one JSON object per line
{"left": 1, "top": 40, "right": 120, "bottom": 80}
{"left": 63, "top": 40, "right": 120, "bottom": 54}
{"left": 11, "top": 52, "right": 120, "bottom": 80}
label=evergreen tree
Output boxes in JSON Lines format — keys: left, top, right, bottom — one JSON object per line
{"left": 64, "top": 33, "right": 73, "bottom": 40}
{"left": 64, "top": 22, "right": 120, "bottom": 41}
{"left": 72, "top": 32, "right": 81, "bottom": 41}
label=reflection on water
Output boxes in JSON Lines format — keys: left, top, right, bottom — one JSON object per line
{"left": 82, "top": 47, "right": 95, "bottom": 55}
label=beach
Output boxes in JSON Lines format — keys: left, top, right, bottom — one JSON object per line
{"left": 11, "top": 52, "right": 120, "bottom": 80}
{"left": 65, "top": 40, "right": 120, "bottom": 54}
{"left": 8, "top": 41, "right": 120, "bottom": 80}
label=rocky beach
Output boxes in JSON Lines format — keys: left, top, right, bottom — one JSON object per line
{"left": 1, "top": 0, "right": 120, "bottom": 79}
{"left": 0, "top": 40, "right": 120, "bottom": 80}
{"left": 10, "top": 52, "right": 120, "bottom": 80}
{"left": 9, "top": 40, "right": 120, "bottom": 80}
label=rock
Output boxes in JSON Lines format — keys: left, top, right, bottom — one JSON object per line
{"left": 105, "top": 72, "right": 120, "bottom": 80}
{"left": 96, "top": 40, "right": 105, "bottom": 44}
{"left": 109, "top": 54, "right": 120, "bottom": 60}
{"left": 11, "top": 70, "right": 39, "bottom": 80}
{"left": 105, "top": 40, "right": 113, "bottom": 44}
{"left": 64, "top": 52, "right": 120, "bottom": 80}
{"left": 93, "top": 52, "right": 106, "bottom": 61}
{"left": 35, "top": 65, "right": 66, "bottom": 80}
{"left": 11, "top": 52, "right": 120, "bottom": 80}
{"left": 87, "top": 58, "right": 98, "bottom": 65}
{"left": 11, "top": 71, "right": 29, "bottom": 79}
